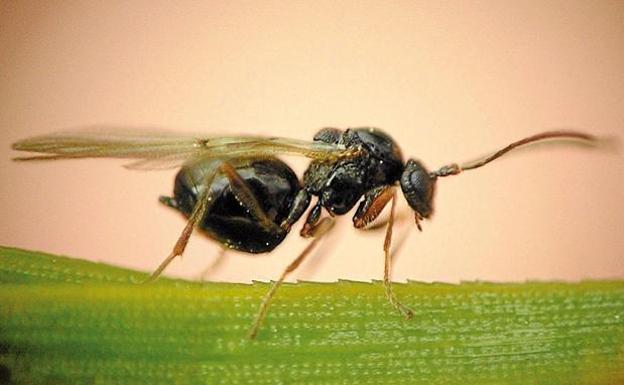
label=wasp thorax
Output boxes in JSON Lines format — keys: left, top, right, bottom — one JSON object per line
{"left": 400, "top": 159, "right": 436, "bottom": 219}
{"left": 321, "top": 163, "right": 365, "bottom": 215}
{"left": 305, "top": 127, "right": 405, "bottom": 216}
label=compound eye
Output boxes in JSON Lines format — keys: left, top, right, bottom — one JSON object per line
{"left": 400, "top": 159, "right": 435, "bottom": 218}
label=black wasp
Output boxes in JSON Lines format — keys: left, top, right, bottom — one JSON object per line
{"left": 12, "top": 126, "right": 597, "bottom": 338}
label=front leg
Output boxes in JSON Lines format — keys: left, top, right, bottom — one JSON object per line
{"left": 353, "top": 185, "right": 415, "bottom": 319}
{"left": 352, "top": 185, "right": 395, "bottom": 228}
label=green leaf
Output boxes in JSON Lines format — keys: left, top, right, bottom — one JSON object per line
{"left": 1, "top": 246, "right": 623, "bottom": 384}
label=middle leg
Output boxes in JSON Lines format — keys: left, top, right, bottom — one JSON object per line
{"left": 248, "top": 216, "right": 335, "bottom": 339}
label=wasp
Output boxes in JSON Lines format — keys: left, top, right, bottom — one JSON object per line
{"left": 12, "top": 127, "right": 597, "bottom": 338}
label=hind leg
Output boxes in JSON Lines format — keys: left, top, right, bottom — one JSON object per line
{"left": 147, "top": 160, "right": 287, "bottom": 283}
{"left": 144, "top": 168, "right": 221, "bottom": 283}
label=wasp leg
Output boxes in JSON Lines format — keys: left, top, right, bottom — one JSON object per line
{"left": 300, "top": 201, "right": 322, "bottom": 237}
{"left": 280, "top": 189, "right": 311, "bottom": 232}
{"left": 354, "top": 185, "right": 414, "bottom": 319}
{"left": 248, "top": 217, "right": 335, "bottom": 339}
{"left": 353, "top": 185, "right": 396, "bottom": 229}
{"left": 357, "top": 210, "right": 410, "bottom": 231}
{"left": 218, "top": 162, "right": 284, "bottom": 236}
{"left": 143, "top": 168, "right": 219, "bottom": 283}
{"left": 382, "top": 190, "right": 415, "bottom": 319}
{"left": 147, "top": 159, "right": 288, "bottom": 284}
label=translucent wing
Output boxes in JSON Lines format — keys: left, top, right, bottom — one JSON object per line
{"left": 11, "top": 126, "right": 354, "bottom": 170}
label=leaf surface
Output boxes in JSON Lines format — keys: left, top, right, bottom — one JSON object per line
{"left": 1, "top": 246, "right": 623, "bottom": 384}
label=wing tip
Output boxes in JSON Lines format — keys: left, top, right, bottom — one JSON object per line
{"left": 11, "top": 140, "right": 27, "bottom": 151}
{"left": 12, "top": 154, "right": 61, "bottom": 162}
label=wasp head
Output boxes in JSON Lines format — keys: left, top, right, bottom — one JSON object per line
{"left": 400, "top": 159, "right": 436, "bottom": 222}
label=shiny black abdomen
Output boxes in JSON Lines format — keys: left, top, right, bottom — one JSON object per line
{"left": 170, "top": 158, "right": 300, "bottom": 253}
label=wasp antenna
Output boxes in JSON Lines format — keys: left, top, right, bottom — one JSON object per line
{"left": 592, "top": 134, "right": 621, "bottom": 154}
{"left": 431, "top": 130, "right": 599, "bottom": 177}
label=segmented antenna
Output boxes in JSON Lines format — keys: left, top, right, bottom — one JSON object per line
{"left": 431, "top": 130, "right": 597, "bottom": 178}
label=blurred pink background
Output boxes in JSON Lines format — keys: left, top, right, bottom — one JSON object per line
{"left": 1, "top": 1, "right": 623, "bottom": 284}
